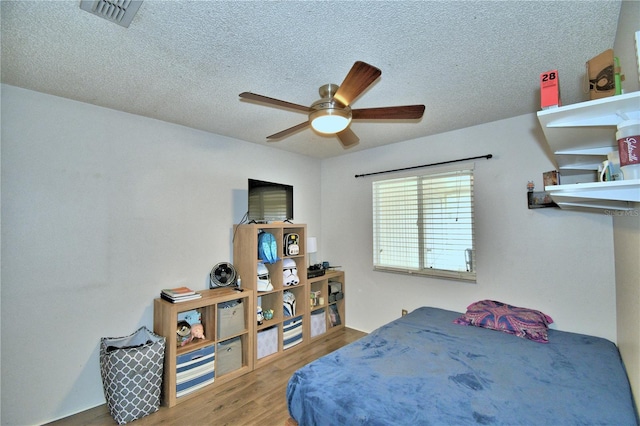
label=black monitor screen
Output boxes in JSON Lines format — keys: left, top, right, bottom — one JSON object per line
{"left": 248, "top": 179, "right": 293, "bottom": 222}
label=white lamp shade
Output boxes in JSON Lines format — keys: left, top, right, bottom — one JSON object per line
{"left": 310, "top": 114, "right": 351, "bottom": 133}
{"left": 308, "top": 98, "right": 352, "bottom": 134}
{"left": 306, "top": 237, "right": 318, "bottom": 254}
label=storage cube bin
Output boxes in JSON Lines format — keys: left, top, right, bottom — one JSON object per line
{"left": 283, "top": 316, "right": 303, "bottom": 350}
{"left": 216, "top": 337, "right": 242, "bottom": 375}
{"left": 217, "top": 300, "right": 246, "bottom": 340}
{"left": 257, "top": 326, "right": 278, "bottom": 359}
{"left": 176, "top": 344, "right": 215, "bottom": 398}
{"left": 310, "top": 309, "right": 326, "bottom": 338}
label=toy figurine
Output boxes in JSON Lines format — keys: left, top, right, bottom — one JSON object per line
{"left": 177, "top": 320, "right": 192, "bottom": 346}
{"left": 179, "top": 322, "right": 205, "bottom": 347}
{"left": 257, "top": 306, "right": 264, "bottom": 325}
{"left": 190, "top": 323, "right": 205, "bottom": 340}
{"left": 177, "top": 309, "right": 205, "bottom": 346}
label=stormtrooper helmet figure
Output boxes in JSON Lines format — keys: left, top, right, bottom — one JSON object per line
{"left": 282, "top": 258, "right": 300, "bottom": 286}
{"left": 257, "top": 262, "right": 273, "bottom": 292}
{"left": 283, "top": 290, "right": 296, "bottom": 317}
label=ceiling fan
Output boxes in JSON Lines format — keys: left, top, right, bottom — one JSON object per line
{"left": 239, "top": 61, "right": 425, "bottom": 148}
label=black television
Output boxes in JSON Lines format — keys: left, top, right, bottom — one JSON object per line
{"left": 248, "top": 179, "right": 293, "bottom": 222}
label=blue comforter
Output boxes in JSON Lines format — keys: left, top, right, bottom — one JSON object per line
{"left": 287, "top": 307, "right": 638, "bottom": 425}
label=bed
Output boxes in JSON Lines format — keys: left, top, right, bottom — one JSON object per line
{"left": 286, "top": 305, "right": 638, "bottom": 425}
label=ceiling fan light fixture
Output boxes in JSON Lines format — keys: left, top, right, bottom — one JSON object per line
{"left": 240, "top": 63, "right": 422, "bottom": 146}
{"left": 310, "top": 111, "right": 351, "bottom": 134}
{"left": 309, "top": 102, "right": 352, "bottom": 134}
{"left": 309, "top": 83, "right": 352, "bottom": 134}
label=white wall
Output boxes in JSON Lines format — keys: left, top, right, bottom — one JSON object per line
{"left": 0, "top": 85, "right": 322, "bottom": 425}
{"left": 321, "top": 114, "right": 618, "bottom": 340}
{"left": 0, "top": 84, "right": 624, "bottom": 425}
{"left": 613, "top": 0, "right": 640, "bottom": 407}
{"left": 614, "top": 212, "right": 640, "bottom": 408}
{"left": 615, "top": 1, "right": 640, "bottom": 95}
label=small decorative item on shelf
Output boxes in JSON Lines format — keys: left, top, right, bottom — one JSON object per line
{"left": 177, "top": 309, "right": 205, "bottom": 346}
{"left": 586, "top": 49, "right": 616, "bottom": 100}
{"left": 176, "top": 320, "right": 191, "bottom": 346}
{"left": 188, "top": 324, "right": 205, "bottom": 342}
{"left": 540, "top": 70, "right": 561, "bottom": 109}
{"left": 600, "top": 151, "right": 624, "bottom": 182}
{"left": 617, "top": 120, "right": 640, "bottom": 180}
{"left": 543, "top": 170, "right": 559, "bottom": 187}
{"left": 283, "top": 258, "right": 300, "bottom": 286}
{"left": 614, "top": 57, "right": 624, "bottom": 95}
{"left": 263, "top": 309, "right": 274, "bottom": 320}
{"left": 283, "top": 233, "right": 300, "bottom": 256}
{"left": 283, "top": 291, "right": 296, "bottom": 317}
{"left": 257, "top": 306, "right": 264, "bottom": 325}
{"left": 527, "top": 181, "right": 535, "bottom": 192}
{"left": 310, "top": 290, "right": 321, "bottom": 307}
{"left": 527, "top": 191, "right": 558, "bottom": 209}
{"left": 257, "top": 262, "right": 273, "bottom": 292}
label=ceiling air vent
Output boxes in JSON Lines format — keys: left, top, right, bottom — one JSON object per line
{"left": 79, "top": 0, "right": 142, "bottom": 28}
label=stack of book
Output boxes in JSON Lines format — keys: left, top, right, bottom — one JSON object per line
{"left": 161, "top": 287, "right": 202, "bottom": 303}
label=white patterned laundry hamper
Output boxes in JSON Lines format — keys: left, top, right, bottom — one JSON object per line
{"left": 99, "top": 327, "right": 166, "bottom": 424}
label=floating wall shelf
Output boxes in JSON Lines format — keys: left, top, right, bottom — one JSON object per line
{"left": 537, "top": 92, "right": 640, "bottom": 210}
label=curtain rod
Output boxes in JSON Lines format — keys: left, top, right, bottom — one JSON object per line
{"left": 354, "top": 154, "right": 493, "bottom": 178}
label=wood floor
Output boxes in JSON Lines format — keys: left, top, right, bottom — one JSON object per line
{"left": 48, "top": 327, "right": 367, "bottom": 426}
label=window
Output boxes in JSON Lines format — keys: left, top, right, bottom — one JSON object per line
{"left": 372, "top": 167, "right": 475, "bottom": 281}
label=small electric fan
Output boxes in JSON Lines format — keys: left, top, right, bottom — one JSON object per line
{"left": 209, "top": 262, "right": 238, "bottom": 288}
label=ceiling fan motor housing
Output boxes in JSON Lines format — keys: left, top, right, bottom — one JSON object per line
{"left": 319, "top": 83, "right": 339, "bottom": 99}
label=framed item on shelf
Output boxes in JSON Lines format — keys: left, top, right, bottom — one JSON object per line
{"left": 543, "top": 170, "right": 559, "bottom": 186}
{"left": 527, "top": 191, "right": 557, "bottom": 209}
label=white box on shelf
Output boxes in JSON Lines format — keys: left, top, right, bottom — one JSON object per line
{"left": 310, "top": 309, "right": 326, "bottom": 338}
{"left": 257, "top": 326, "right": 278, "bottom": 359}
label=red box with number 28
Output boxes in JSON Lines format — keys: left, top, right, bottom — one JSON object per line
{"left": 540, "top": 70, "right": 561, "bottom": 110}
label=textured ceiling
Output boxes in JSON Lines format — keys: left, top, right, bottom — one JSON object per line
{"left": 1, "top": 1, "right": 622, "bottom": 158}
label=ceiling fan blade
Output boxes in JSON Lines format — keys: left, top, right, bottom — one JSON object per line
{"left": 337, "top": 127, "right": 359, "bottom": 148}
{"left": 239, "top": 92, "right": 310, "bottom": 113}
{"left": 333, "top": 61, "right": 381, "bottom": 107}
{"left": 266, "top": 121, "right": 310, "bottom": 140}
{"left": 352, "top": 105, "right": 426, "bottom": 120}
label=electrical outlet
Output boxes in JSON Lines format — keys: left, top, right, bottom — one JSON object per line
{"left": 402, "top": 309, "right": 408, "bottom": 316}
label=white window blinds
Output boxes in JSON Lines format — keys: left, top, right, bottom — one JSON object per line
{"left": 372, "top": 167, "right": 475, "bottom": 281}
